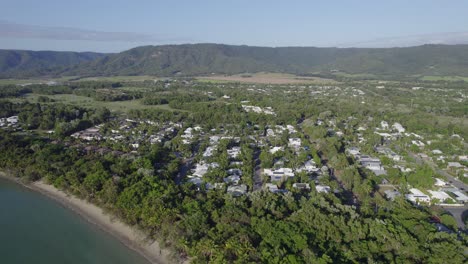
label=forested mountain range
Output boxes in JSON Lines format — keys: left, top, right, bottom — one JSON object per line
{"left": 2, "top": 44, "right": 468, "bottom": 78}
{"left": 0, "top": 49, "right": 106, "bottom": 78}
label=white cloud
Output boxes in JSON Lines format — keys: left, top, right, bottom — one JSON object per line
{"left": 0, "top": 20, "right": 185, "bottom": 43}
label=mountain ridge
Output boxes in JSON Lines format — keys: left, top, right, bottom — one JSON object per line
{"left": 0, "top": 49, "right": 107, "bottom": 78}
{"left": 3, "top": 43, "right": 468, "bottom": 78}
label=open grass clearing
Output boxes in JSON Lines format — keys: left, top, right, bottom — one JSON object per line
{"left": 17, "top": 93, "right": 185, "bottom": 113}
{"left": 197, "top": 72, "right": 337, "bottom": 84}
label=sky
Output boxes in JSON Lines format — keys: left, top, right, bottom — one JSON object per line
{"left": 1, "top": 0, "right": 468, "bottom": 52}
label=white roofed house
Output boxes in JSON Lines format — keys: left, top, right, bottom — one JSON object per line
{"left": 434, "top": 178, "right": 447, "bottom": 187}
{"left": 428, "top": 190, "right": 453, "bottom": 204}
{"left": 227, "top": 146, "right": 241, "bottom": 159}
{"left": 346, "top": 147, "right": 361, "bottom": 156}
{"left": 405, "top": 188, "right": 430, "bottom": 204}
{"left": 288, "top": 138, "right": 301, "bottom": 150}
{"left": 452, "top": 191, "right": 468, "bottom": 203}
{"left": 227, "top": 184, "right": 247, "bottom": 196}
{"left": 269, "top": 146, "right": 283, "bottom": 154}
{"left": 6, "top": 116, "right": 19, "bottom": 125}
{"left": 264, "top": 168, "right": 294, "bottom": 182}
{"left": 224, "top": 175, "right": 241, "bottom": 185}
{"left": 380, "top": 121, "right": 389, "bottom": 130}
{"left": 315, "top": 185, "right": 331, "bottom": 193}
{"left": 447, "top": 162, "right": 464, "bottom": 169}
{"left": 384, "top": 190, "right": 401, "bottom": 201}
{"left": 392, "top": 122, "right": 405, "bottom": 133}
{"left": 296, "top": 159, "right": 319, "bottom": 174}
{"left": 358, "top": 155, "right": 387, "bottom": 176}
{"left": 265, "top": 183, "right": 288, "bottom": 193}
{"left": 292, "top": 183, "right": 311, "bottom": 190}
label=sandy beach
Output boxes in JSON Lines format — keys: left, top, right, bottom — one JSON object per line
{"left": 0, "top": 172, "right": 173, "bottom": 264}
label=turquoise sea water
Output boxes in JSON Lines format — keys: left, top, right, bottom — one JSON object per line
{"left": 0, "top": 178, "right": 151, "bottom": 264}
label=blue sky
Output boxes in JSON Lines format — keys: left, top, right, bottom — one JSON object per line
{"left": 1, "top": 0, "right": 468, "bottom": 52}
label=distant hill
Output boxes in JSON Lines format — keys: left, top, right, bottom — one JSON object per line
{"left": 0, "top": 50, "right": 106, "bottom": 78}
{"left": 3, "top": 44, "right": 468, "bottom": 78}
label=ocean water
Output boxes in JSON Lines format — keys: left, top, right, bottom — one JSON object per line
{"left": 0, "top": 178, "right": 151, "bottom": 264}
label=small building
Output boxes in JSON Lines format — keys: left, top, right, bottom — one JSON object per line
{"left": 452, "top": 191, "right": 468, "bottom": 203}
{"left": 447, "top": 162, "right": 464, "bottom": 169}
{"left": 227, "top": 146, "right": 241, "bottom": 159}
{"left": 392, "top": 122, "right": 405, "bottom": 133}
{"left": 288, "top": 138, "right": 302, "bottom": 149}
{"left": 428, "top": 190, "right": 453, "bottom": 204}
{"left": 405, "top": 188, "right": 430, "bottom": 204}
{"left": 188, "top": 177, "right": 203, "bottom": 186}
{"left": 296, "top": 160, "right": 318, "bottom": 173}
{"left": 346, "top": 147, "right": 361, "bottom": 156}
{"left": 316, "top": 185, "right": 331, "bottom": 193}
{"left": 380, "top": 121, "right": 389, "bottom": 130}
{"left": 227, "top": 185, "right": 247, "bottom": 196}
{"left": 224, "top": 175, "right": 241, "bottom": 185}
{"left": 264, "top": 168, "right": 295, "bottom": 182}
{"left": 205, "top": 182, "right": 225, "bottom": 190}
{"left": 269, "top": 146, "right": 283, "bottom": 154}
{"left": 359, "top": 155, "right": 387, "bottom": 176}
{"left": 384, "top": 190, "right": 401, "bottom": 201}
{"left": 292, "top": 183, "right": 311, "bottom": 190}
{"left": 265, "top": 183, "right": 278, "bottom": 193}
{"left": 434, "top": 178, "right": 447, "bottom": 187}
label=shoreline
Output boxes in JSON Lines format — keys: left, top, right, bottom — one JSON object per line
{"left": 0, "top": 173, "right": 173, "bottom": 264}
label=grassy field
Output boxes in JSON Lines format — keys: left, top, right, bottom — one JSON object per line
{"left": 18, "top": 94, "right": 182, "bottom": 113}
{"left": 197, "top": 72, "right": 337, "bottom": 84}
{"left": 73, "top": 76, "right": 158, "bottom": 82}
{"left": 0, "top": 77, "right": 76, "bottom": 85}
{"left": 419, "top": 76, "right": 468, "bottom": 82}
{"left": 0, "top": 76, "right": 158, "bottom": 85}
{"left": 332, "top": 72, "right": 380, "bottom": 79}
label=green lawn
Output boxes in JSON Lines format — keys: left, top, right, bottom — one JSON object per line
{"left": 0, "top": 77, "right": 76, "bottom": 85}
{"left": 19, "top": 93, "right": 183, "bottom": 113}
{"left": 73, "top": 75, "right": 157, "bottom": 82}
{"left": 419, "top": 75, "right": 468, "bottom": 82}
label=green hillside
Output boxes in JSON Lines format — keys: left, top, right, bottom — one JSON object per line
{"left": 61, "top": 44, "right": 468, "bottom": 78}
{"left": 0, "top": 50, "right": 106, "bottom": 78}
{"left": 3, "top": 44, "right": 468, "bottom": 78}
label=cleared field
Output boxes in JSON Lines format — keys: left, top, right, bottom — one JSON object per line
{"left": 197, "top": 72, "right": 337, "bottom": 84}
{"left": 18, "top": 94, "right": 182, "bottom": 113}
{"left": 73, "top": 76, "right": 158, "bottom": 82}
{"left": 419, "top": 76, "right": 468, "bottom": 82}
{"left": 0, "top": 77, "right": 76, "bottom": 85}
{"left": 332, "top": 72, "right": 380, "bottom": 79}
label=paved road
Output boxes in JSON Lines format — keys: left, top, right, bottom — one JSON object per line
{"left": 175, "top": 157, "right": 194, "bottom": 185}
{"left": 441, "top": 205, "right": 468, "bottom": 230}
{"left": 409, "top": 152, "right": 468, "bottom": 192}
{"left": 252, "top": 149, "right": 263, "bottom": 191}
{"left": 438, "top": 170, "right": 468, "bottom": 191}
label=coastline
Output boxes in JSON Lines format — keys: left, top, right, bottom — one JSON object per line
{"left": 0, "top": 172, "right": 173, "bottom": 264}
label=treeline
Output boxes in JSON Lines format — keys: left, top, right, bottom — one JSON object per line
{"left": 0, "top": 101, "right": 110, "bottom": 136}
{"left": 0, "top": 131, "right": 466, "bottom": 263}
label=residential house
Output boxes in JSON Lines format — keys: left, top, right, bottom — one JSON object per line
{"left": 384, "top": 190, "right": 401, "bottom": 201}
{"left": 392, "top": 122, "right": 405, "bottom": 133}
{"left": 227, "top": 185, "right": 247, "bottom": 196}
{"left": 358, "top": 155, "right": 387, "bottom": 176}
{"left": 292, "top": 183, "right": 311, "bottom": 190}
{"left": 405, "top": 188, "right": 430, "bottom": 204}
{"left": 452, "top": 191, "right": 468, "bottom": 203}
{"left": 428, "top": 190, "right": 453, "bottom": 204}
{"left": 316, "top": 185, "right": 331, "bottom": 193}
{"left": 264, "top": 168, "right": 295, "bottom": 182}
